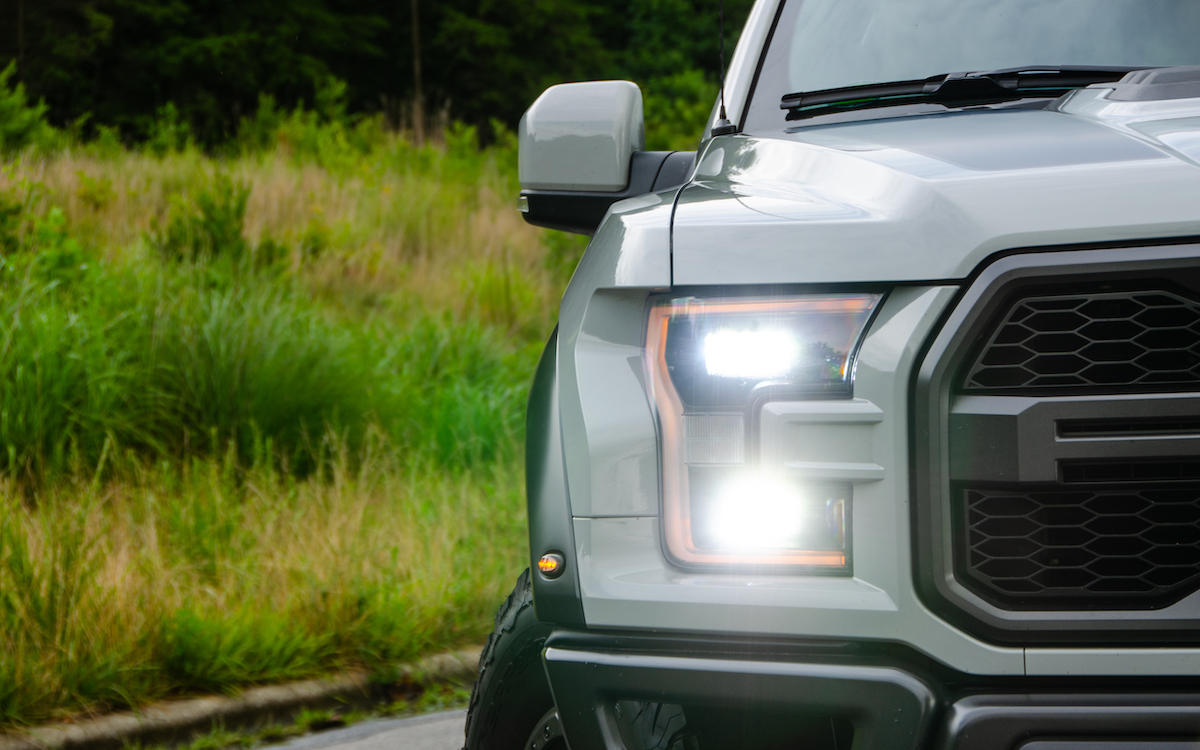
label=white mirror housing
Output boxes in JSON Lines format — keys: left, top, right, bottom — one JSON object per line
{"left": 519, "top": 81, "right": 645, "bottom": 193}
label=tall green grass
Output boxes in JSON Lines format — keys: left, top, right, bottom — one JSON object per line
{"left": 0, "top": 450, "right": 526, "bottom": 725}
{"left": 0, "top": 111, "right": 550, "bottom": 484}
{"left": 0, "top": 256, "right": 532, "bottom": 482}
{"left": 0, "top": 78, "right": 565, "bottom": 729}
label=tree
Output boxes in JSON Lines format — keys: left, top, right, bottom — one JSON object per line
{"left": 0, "top": 0, "right": 756, "bottom": 145}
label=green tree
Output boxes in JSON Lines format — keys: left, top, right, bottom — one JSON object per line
{"left": 0, "top": 0, "right": 388, "bottom": 145}
{"left": 0, "top": 0, "right": 755, "bottom": 146}
{"left": 0, "top": 61, "right": 54, "bottom": 151}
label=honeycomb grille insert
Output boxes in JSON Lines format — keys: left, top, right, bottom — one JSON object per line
{"left": 964, "top": 290, "right": 1200, "bottom": 391}
{"left": 961, "top": 487, "right": 1200, "bottom": 607}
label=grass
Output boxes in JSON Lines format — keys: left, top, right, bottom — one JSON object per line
{"left": 0, "top": 105, "right": 589, "bottom": 728}
{"left": 0, "top": 422, "right": 526, "bottom": 727}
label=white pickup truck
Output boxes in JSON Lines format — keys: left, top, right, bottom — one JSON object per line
{"left": 466, "top": 2, "right": 1200, "bottom": 748}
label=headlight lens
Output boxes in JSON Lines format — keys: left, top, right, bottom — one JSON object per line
{"left": 645, "top": 294, "right": 881, "bottom": 569}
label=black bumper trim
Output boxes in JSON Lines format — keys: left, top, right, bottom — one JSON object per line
{"left": 936, "top": 694, "right": 1200, "bottom": 750}
{"left": 542, "top": 646, "right": 937, "bottom": 750}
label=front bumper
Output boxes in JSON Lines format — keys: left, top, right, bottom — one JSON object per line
{"left": 543, "top": 631, "right": 1200, "bottom": 750}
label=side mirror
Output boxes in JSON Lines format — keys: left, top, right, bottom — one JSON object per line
{"left": 520, "top": 80, "right": 645, "bottom": 192}
{"left": 518, "top": 81, "right": 696, "bottom": 235}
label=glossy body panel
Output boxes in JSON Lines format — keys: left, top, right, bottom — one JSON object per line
{"left": 556, "top": 193, "right": 672, "bottom": 520}
{"left": 676, "top": 103, "right": 1200, "bottom": 285}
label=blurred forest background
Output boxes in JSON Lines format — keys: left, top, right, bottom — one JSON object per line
{"left": 0, "top": 0, "right": 751, "bottom": 731}
{"left": 0, "top": 0, "right": 752, "bottom": 151}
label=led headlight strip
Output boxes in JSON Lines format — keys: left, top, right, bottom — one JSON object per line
{"left": 645, "top": 294, "right": 881, "bottom": 569}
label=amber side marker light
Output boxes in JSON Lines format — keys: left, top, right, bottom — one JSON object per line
{"left": 538, "top": 553, "right": 565, "bottom": 579}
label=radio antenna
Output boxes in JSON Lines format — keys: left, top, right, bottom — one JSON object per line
{"left": 711, "top": 0, "right": 737, "bottom": 136}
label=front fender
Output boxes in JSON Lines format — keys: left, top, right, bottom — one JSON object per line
{"left": 527, "top": 327, "right": 586, "bottom": 626}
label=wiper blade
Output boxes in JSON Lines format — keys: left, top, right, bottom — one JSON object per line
{"left": 780, "top": 66, "right": 1155, "bottom": 120}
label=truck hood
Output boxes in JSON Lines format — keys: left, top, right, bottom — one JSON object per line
{"left": 671, "top": 88, "right": 1200, "bottom": 285}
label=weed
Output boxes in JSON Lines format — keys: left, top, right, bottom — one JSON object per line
{"left": 299, "top": 216, "right": 330, "bottom": 260}
{"left": 85, "top": 125, "right": 124, "bottom": 159}
{"left": 27, "top": 207, "right": 89, "bottom": 283}
{"left": 146, "top": 103, "right": 194, "bottom": 156}
{"left": 0, "top": 184, "right": 20, "bottom": 253}
{"left": 76, "top": 171, "right": 116, "bottom": 211}
{"left": 153, "top": 175, "right": 250, "bottom": 262}
{"left": 235, "top": 95, "right": 285, "bottom": 155}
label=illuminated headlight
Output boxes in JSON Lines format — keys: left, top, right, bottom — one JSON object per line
{"left": 645, "top": 294, "right": 881, "bottom": 570}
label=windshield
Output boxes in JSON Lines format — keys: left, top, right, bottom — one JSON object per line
{"left": 743, "top": 0, "right": 1200, "bottom": 132}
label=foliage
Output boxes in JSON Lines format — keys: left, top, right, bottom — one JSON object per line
{"left": 0, "top": 97, "right": 561, "bottom": 727}
{"left": 0, "top": 62, "right": 57, "bottom": 152}
{"left": 0, "top": 183, "right": 20, "bottom": 253}
{"left": 1, "top": 0, "right": 755, "bottom": 145}
{"left": 146, "top": 103, "right": 195, "bottom": 155}
{"left": 0, "top": 117, "right": 551, "bottom": 483}
{"left": 152, "top": 174, "right": 251, "bottom": 262}
{"left": 0, "top": 258, "right": 533, "bottom": 481}
{"left": 4, "top": 0, "right": 387, "bottom": 147}
{"left": 643, "top": 69, "right": 718, "bottom": 151}
{"left": 0, "top": 455, "right": 526, "bottom": 725}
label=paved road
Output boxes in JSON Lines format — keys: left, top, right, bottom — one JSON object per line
{"left": 279, "top": 711, "right": 466, "bottom": 750}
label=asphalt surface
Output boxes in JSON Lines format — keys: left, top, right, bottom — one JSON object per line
{"left": 278, "top": 710, "right": 466, "bottom": 750}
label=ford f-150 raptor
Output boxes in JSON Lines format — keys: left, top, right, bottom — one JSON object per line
{"left": 464, "top": 2, "right": 1200, "bottom": 748}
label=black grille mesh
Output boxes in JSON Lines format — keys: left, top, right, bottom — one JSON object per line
{"left": 961, "top": 486, "right": 1200, "bottom": 606}
{"left": 964, "top": 290, "right": 1200, "bottom": 391}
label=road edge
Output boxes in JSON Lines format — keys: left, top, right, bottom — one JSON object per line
{"left": 0, "top": 646, "right": 482, "bottom": 750}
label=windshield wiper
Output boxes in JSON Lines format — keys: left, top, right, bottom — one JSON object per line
{"left": 780, "top": 66, "right": 1155, "bottom": 120}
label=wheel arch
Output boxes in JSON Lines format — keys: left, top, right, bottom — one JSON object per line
{"left": 527, "top": 327, "right": 586, "bottom": 626}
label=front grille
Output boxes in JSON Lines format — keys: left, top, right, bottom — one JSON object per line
{"left": 964, "top": 289, "right": 1200, "bottom": 392}
{"left": 917, "top": 249, "right": 1200, "bottom": 640}
{"left": 961, "top": 486, "right": 1200, "bottom": 607}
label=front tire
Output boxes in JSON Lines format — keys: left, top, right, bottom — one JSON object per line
{"left": 465, "top": 570, "right": 692, "bottom": 750}
{"left": 465, "top": 569, "right": 560, "bottom": 750}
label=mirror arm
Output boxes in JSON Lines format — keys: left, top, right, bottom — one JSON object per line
{"left": 520, "top": 151, "right": 696, "bottom": 236}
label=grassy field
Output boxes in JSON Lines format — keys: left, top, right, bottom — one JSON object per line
{"left": 0, "top": 104, "right": 586, "bottom": 727}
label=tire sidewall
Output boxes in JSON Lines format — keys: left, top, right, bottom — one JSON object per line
{"left": 465, "top": 570, "right": 556, "bottom": 750}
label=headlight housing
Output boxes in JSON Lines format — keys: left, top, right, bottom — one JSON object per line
{"left": 645, "top": 294, "right": 882, "bottom": 570}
